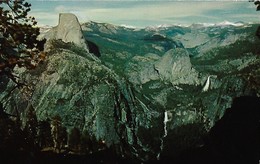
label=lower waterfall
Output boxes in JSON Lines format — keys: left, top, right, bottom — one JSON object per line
{"left": 157, "top": 111, "right": 169, "bottom": 160}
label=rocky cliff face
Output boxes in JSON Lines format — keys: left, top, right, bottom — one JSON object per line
{"left": 1, "top": 39, "right": 165, "bottom": 161}
{"left": 154, "top": 48, "right": 200, "bottom": 85}
{"left": 45, "top": 13, "right": 89, "bottom": 51}
{"left": 1, "top": 15, "right": 260, "bottom": 162}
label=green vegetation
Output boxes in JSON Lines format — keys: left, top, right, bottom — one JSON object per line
{"left": 0, "top": 0, "right": 45, "bottom": 83}
{"left": 0, "top": 0, "right": 47, "bottom": 154}
{"left": 49, "top": 39, "right": 92, "bottom": 59}
{"left": 190, "top": 32, "right": 260, "bottom": 76}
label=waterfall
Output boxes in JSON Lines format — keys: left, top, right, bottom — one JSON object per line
{"left": 202, "top": 75, "right": 211, "bottom": 92}
{"left": 163, "top": 111, "right": 169, "bottom": 137}
{"left": 157, "top": 111, "right": 169, "bottom": 160}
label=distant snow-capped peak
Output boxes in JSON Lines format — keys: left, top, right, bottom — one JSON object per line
{"left": 190, "top": 21, "right": 245, "bottom": 28}
{"left": 120, "top": 24, "right": 138, "bottom": 29}
{"left": 215, "top": 21, "right": 244, "bottom": 27}
{"left": 145, "top": 24, "right": 184, "bottom": 31}
{"left": 144, "top": 21, "right": 246, "bottom": 31}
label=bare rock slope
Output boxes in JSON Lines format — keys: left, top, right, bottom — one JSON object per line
{"left": 45, "top": 13, "right": 89, "bottom": 51}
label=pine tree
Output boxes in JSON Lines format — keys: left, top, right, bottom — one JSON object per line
{"left": 24, "top": 104, "right": 38, "bottom": 150}
{"left": 68, "top": 127, "right": 80, "bottom": 151}
{"left": 51, "top": 115, "right": 67, "bottom": 153}
{"left": 252, "top": 0, "right": 260, "bottom": 38}
{"left": 80, "top": 130, "right": 92, "bottom": 154}
{"left": 0, "top": 0, "right": 46, "bottom": 83}
{"left": 37, "top": 119, "right": 53, "bottom": 149}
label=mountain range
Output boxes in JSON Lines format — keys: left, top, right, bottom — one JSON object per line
{"left": 1, "top": 13, "right": 260, "bottom": 163}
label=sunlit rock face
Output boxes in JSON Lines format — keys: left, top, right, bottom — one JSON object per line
{"left": 125, "top": 54, "right": 161, "bottom": 85}
{"left": 30, "top": 50, "right": 119, "bottom": 145}
{"left": 154, "top": 48, "right": 200, "bottom": 86}
{"left": 45, "top": 13, "right": 89, "bottom": 51}
{"left": 125, "top": 49, "right": 201, "bottom": 86}
{"left": 1, "top": 40, "right": 165, "bottom": 161}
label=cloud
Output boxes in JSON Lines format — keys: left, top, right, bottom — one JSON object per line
{"left": 29, "top": 1, "right": 258, "bottom": 27}
{"left": 29, "top": 12, "right": 59, "bottom": 26}
{"left": 71, "top": 2, "right": 242, "bottom": 25}
{"left": 55, "top": 5, "right": 68, "bottom": 12}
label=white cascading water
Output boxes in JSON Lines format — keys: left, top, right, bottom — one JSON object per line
{"left": 157, "top": 111, "right": 169, "bottom": 160}
{"left": 163, "top": 111, "right": 169, "bottom": 137}
{"left": 202, "top": 75, "right": 211, "bottom": 92}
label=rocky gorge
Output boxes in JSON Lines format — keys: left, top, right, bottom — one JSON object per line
{"left": 0, "top": 13, "right": 260, "bottom": 163}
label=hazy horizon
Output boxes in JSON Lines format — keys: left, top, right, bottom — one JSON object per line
{"left": 28, "top": 1, "right": 260, "bottom": 27}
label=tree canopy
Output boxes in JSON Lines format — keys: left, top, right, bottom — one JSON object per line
{"left": 251, "top": 0, "right": 260, "bottom": 38}
{"left": 0, "top": 0, "right": 45, "bottom": 83}
{"left": 254, "top": 0, "right": 260, "bottom": 11}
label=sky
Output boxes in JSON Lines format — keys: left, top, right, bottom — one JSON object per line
{"left": 27, "top": 0, "right": 260, "bottom": 27}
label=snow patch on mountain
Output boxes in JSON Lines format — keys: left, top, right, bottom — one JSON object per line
{"left": 120, "top": 24, "right": 138, "bottom": 29}
{"left": 146, "top": 21, "right": 246, "bottom": 31}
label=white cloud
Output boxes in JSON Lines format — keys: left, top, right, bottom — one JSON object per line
{"left": 29, "top": 1, "right": 258, "bottom": 27}
{"left": 55, "top": 5, "right": 68, "bottom": 12}
{"left": 69, "top": 2, "right": 238, "bottom": 25}
{"left": 30, "top": 12, "right": 59, "bottom": 26}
